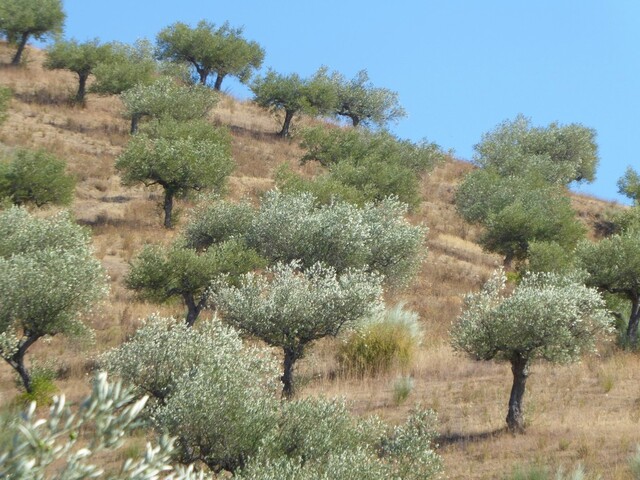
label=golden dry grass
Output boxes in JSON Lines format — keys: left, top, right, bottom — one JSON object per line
{"left": 0, "top": 43, "right": 637, "bottom": 479}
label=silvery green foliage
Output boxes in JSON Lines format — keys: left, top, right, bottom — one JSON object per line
{"left": 0, "top": 372, "right": 212, "bottom": 480}
{"left": 474, "top": 114, "right": 598, "bottom": 185}
{"left": 91, "top": 39, "right": 157, "bottom": 96}
{"left": 238, "top": 404, "right": 442, "bottom": 480}
{"left": 0, "top": 207, "right": 108, "bottom": 392}
{"left": 214, "top": 260, "right": 383, "bottom": 353}
{"left": 618, "top": 166, "right": 640, "bottom": 205}
{"left": 451, "top": 270, "right": 612, "bottom": 364}
{"left": 116, "top": 135, "right": 232, "bottom": 195}
{"left": 214, "top": 260, "right": 383, "bottom": 396}
{"left": 246, "top": 191, "right": 426, "bottom": 286}
{"left": 120, "top": 77, "right": 217, "bottom": 132}
{"left": 101, "top": 315, "right": 278, "bottom": 406}
{"left": 183, "top": 200, "right": 255, "bottom": 251}
{"left": 103, "top": 315, "right": 279, "bottom": 473}
{"left": 329, "top": 69, "right": 406, "bottom": 128}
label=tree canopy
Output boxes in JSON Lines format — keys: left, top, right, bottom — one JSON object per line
{"left": 0, "top": 0, "right": 65, "bottom": 65}
{"left": 0, "top": 207, "right": 107, "bottom": 393}
{"left": 451, "top": 270, "right": 611, "bottom": 431}
{"left": 90, "top": 39, "right": 157, "bottom": 96}
{"left": 618, "top": 166, "right": 640, "bottom": 205}
{"left": 120, "top": 76, "right": 218, "bottom": 133}
{"left": 474, "top": 114, "right": 599, "bottom": 185}
{"left": 252, "top": 68, "right": 336, "bottom": 137}
{"left": 329, "top": 69, "right": 406, "bottom": 128}
{"left": 44, "top": 38, "right": 114, "bottom": 104}
{"left": 156, "top": 20, "right": 264, "bottom": 90}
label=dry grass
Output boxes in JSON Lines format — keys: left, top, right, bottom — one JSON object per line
{"left": 0, "top": 43, "right": 637, "bottom": 479}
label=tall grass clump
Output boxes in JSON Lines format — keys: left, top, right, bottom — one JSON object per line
{"left": 338, "top": 303, "right": 423, "bottom": 376}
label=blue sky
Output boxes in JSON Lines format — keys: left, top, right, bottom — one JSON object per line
{"left": 58, "top": 0, "right": 639, "bottom": 204}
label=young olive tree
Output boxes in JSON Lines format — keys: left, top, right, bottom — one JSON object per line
{"left": 44, "top": 38, "right": 114, "bottom": 104}
{"left": 0, "top": 0, "right": 65, "bottom": 65}
{"left": 451, "top": 270, "right": 612, "bottom": 432}
{"left": 0, "top": 372, "right": 212, "bottom": 480}
{"left": 90, "top": 39, "right": 157, "bottom": 96}
{"left": 576, "top": 231, "right": 640, "bottom": 346}
{"left": 0, "top": 208, "right": 107, "bottom": 394}
{"left": 126, "top": 239, "right": 266, "bottom": 326}
{"left": 156, "top": 20, "right": 264, "bottom": 90}
{"left": 121, "top": 77, "right": 218, "bottom": 134}
{"left": 115, "top": 120, "right": 234, "bottom": 228}
{"left": 0, "top": 148, "right": 74, "bottom": 207}
{"left": 214, "top": 261, "right": 383, "bottom": 398}
{"left": 252, "top": 68, "right": 336, "bottom": 137}
{"left": 329, "top": 69, "right": 406, "bottom": 128}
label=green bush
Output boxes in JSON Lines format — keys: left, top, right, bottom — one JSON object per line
{"left": 338, "top": 303, "right": 423, "bottom": 376}
{"left": 0, "top": 149, "right": 74, "bottom": 207}
{"left": 14, "top": 363, "right": 58, "bottom": 406}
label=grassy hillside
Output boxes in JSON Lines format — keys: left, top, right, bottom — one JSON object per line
{"left": 1, "top": 44, "right": 638, "bottom": 479}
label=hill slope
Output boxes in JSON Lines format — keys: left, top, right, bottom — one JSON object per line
{"left": 0, "top": 45, "right": 637, "bottom": 479}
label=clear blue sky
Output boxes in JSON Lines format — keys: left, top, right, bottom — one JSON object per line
{"left": 58, "top": 0, "right": 639, "bottom": 204}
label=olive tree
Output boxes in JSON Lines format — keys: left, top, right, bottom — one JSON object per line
{"left": 576, "top": 230, "right": 640, "bottom": 346}
{"left": 474, "top": 114, "right": 599, "bottom": 185}
{"left": 90, "top": 39, "right": 157, "bottom": 96}
{"left": 126, "top": 239, "right": 266, "bottom": 326}
{"left": 214, "top": 261, "right": 383, "bottom": 398}
{"left": 618, "top": 166, "right": 640, "bottom": 205}
{"left": 329, "top": 69, "right": 406, "bottom": 128}
{"left": 451, "top": 270, "right": 612, "bottom": 432}
{"left": 0, "top": 148, "right": 74, "bottom": 207}
{"left": 121, "top": 77, "right": 218, "bottom": 134}
{"left": 115, "top": 120, "right": 234, "bottom": 228}
{"left": 0, "top": 208, "right": 107, "bottom": 394}
{"left": 156, "top": 20, "right": 264, "bottom": 90}
{"left": 182, "top": 192, "right": 426, "bottom": 286}
{"left": 0, "top": 0, "right": 65, "bottom": 65}
{"left": 252, "top": 68, "right": 336, "bottom": 137}
{"left": 44, "top": 38, "right": 114, "bottom": 104}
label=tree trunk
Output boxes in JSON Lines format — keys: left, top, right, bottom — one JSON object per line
{"left": 11, "top": 32, "right": 30, "bottom": 65}
{"left": 281, "top": 347, "right": 299, "bottom": 399}
{"left": 76, "top": 73, "right": 89, "bottom": 105}
{"left": 213, "top": 73, "right": 224, "bottom": 91}
{"left": 503, "top": 253, "right": 514, "bottom": 271}
{"left": 197, "top": 68, "right": 208, "bottom": 86}
{"left": 5, "top": 335, "right": 41, "bottom": 394}
{"left": 506, "top": 354, "right": 529, "bottom": 432}
{"left": 130, "top": 113, "right": 142, "bottom": 134}
{"left": 279, "top": 110, "right": 295, "bottom": 138}
{"left": 163, "top": 189, "right": 175, "bottom": 229}
{"left": 350, "top": 114, "right": 360, "bottom": 127}
{"left": 183, "top": 293, "right": 204, "bottom": 327}
{"left": 627, "top": 295, "right": 640, "bottom": 346}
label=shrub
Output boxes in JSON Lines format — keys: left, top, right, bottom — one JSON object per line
{"left": 0, "top": 148, "right": 75, "bottom": 207}
{"left": 338, "top": 303, "right": 422, "bottom": 376}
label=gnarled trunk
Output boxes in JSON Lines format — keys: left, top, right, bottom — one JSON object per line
{"left": 281, "top": 346, "right": 301, "bottom": 399}
{"left": 130, "top": 113, "right": 142, "bottom": 134}
{"left": 11, "top": 32, "right": 30, "bottom": 65}
{"left": 163, "top": 188, "right": 175, "bottom": 229}
{"left": 76, "top": 72, "right": 89, "bottom": 105}
{"left": 5, "top": 334, "right": 41, "bottom": 394}
{"left": 279, "top": 110, "right": 295, "bottom": 138}
{"left": 506, "top": 354, "right": 529, "bottom": 432}
{"left": 197, "top": 67, "right": 208, "bottom": 86}
{"left": 183, "top": 293, "right": 206, "bottom": 327}
{"left": 213, "top": 73, "right": 225, "bottom": 91}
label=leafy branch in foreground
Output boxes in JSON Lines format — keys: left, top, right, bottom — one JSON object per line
{"left": 0, "top": 372, "right": 211, "bottom": 479}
